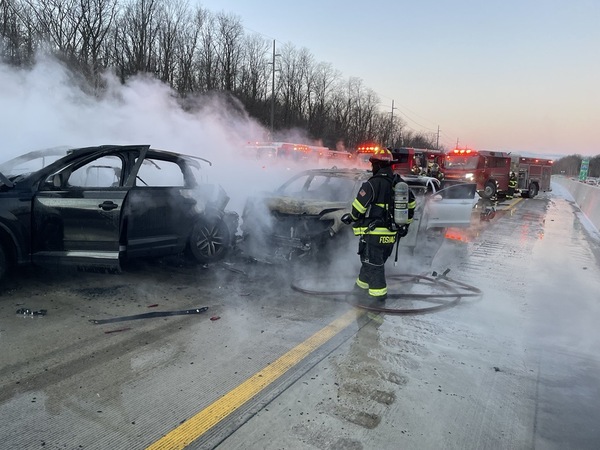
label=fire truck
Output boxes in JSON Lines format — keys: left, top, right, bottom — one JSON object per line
{"left": 354, "top": 143, "right": 382, "bottom": 167}
{"left": 354, "top": 144, "right": 446, "bottom": 178}
{"left": 511, "top": 156, "right": 553, "bottom": 198}
{"left": 245, "top": 142, "right": 314, "bottom": 161}
{"left": 390, "top": 147, "right": 445, "bottom": 176}
{"left": 443, "top": 148, "right": 553, "bottom": 199}
{"left": 443, "top": 148, "right": 511, "bottom": 198}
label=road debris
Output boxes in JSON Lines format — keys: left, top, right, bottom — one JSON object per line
{"left": 104, "top": 327, "right": 132, "bottom": 334}
{"left": 89, "top": 307, "right": 209, "bottom": 325}
{"left": 16, "top": 308, "right": 47, "bottom": 316}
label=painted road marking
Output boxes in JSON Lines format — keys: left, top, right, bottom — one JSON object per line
{"left": 146, "top": 308, "right": 362, "bottom": 450}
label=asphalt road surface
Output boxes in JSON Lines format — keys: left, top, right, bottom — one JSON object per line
{"left": 1, "top": 186, "right": 599, "bottom": 450}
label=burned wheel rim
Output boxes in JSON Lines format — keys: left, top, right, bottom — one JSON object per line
{"left": 189, "top": 219, "right": 231, "bottom": 263}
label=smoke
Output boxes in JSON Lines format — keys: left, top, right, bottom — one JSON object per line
{"left": 1, "top": 53, "right": 306, "bottom": 211}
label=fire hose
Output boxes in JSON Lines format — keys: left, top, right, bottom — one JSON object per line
{"left": 291, "top": 270, "right": 482, "bottom": 314}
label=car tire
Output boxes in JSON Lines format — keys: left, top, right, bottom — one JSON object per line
{"left": 189, "top": 218, "right": 231, "bottom": 264}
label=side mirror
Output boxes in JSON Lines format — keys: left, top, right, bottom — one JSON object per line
{"left": 48, "top": 173, "right": 64, "bottom": 188}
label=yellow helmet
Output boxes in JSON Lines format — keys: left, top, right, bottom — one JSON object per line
{"left": 368, "top": 147, "right": 394, "bottom": 164}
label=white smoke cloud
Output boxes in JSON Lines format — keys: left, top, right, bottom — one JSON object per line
{"left": 0, "top": 53, "right": 301, "bottom": 214}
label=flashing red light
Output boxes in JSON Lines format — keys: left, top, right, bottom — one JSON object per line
{"left": 357, "top": 145, "right": 380, "bottom": 153}
{"left": 451, "top": 148, "right": 475, "bottom": 155}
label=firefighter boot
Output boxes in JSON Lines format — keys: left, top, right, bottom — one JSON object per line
{"left": 352, "top": 284, "right": 369, "bottom": 298}
{"left": 369, "top": 294, "right": 387, "bottom": 302}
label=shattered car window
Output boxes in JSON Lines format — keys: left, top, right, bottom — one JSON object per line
{"left": 68, "top": 155, "right": 123, "bottom": 188}
{"left": 135, "top": 158, "right": 185, "bottom": 187}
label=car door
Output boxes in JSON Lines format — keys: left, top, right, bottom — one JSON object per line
{"left": 122, "top": 154, "right": 197, "bottom": 258}
{"left": 425, "top": 182, "right": 477, "bottom": 228}
{"left": 31, "top": 153, "right": 127, "bottom": 271}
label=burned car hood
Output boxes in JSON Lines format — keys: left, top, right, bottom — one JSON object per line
{"left": 263, "top": 196, "right": 347, "bottom": 216}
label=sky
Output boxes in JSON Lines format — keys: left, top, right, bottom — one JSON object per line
{"left": 198, "top": 0, "right": 600, "bottom": 157}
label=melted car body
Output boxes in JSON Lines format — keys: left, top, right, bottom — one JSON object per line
{"left": 240, "top": 168, "right": 475, "bottom": 262}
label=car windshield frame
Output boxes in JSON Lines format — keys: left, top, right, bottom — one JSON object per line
{"left": 276, "top": 171, "right": 363, "bottom": 203}
{"left": 0, "top": 147, "right": 72, "bottom": 180}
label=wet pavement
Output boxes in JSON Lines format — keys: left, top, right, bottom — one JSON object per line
{"left": 1, "top": 186, "right": 599, "bottom": 449}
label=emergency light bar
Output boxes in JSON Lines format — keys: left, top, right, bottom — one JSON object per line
{"left": 451, "top": 148, "right": 476, "bottom": 155}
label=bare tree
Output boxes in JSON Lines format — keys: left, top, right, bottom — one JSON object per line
{"left": 77, "top": 0, "right": 118, "bottom": 86}
{"left": 237, "top": 32, "right": 270, "bottom": 116}
{"left": 173, "top": 3, "right": 202, "bottom": 94}
{"left": 196, "top": 8, "right": 215, "bottom": 91}
{"left": 1, "top": 0, "right": 37, "bottom": 63}
{"left": 307, "top": 61, "right": 339, "bottom": 139}
{"left": 27, "top": 0, "right": 83, "bottom": 59}
{"left": 155, "top": 0, "right": 187, "bottom": 87}
{"left": 115, "top": 0, "right": 160, "bottom": 78}
{"left": 213, "top": 11, "right": 243, "bottom": 92}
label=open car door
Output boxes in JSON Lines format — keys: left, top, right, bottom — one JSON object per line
{"left": 397, "top": 182, "right": 477, "bottom": 251}
{"left": 31, "top": 154, "right": 126, "bottom": 272}
{"left": 424, "top": 183, "right": 477, "bottom": 228}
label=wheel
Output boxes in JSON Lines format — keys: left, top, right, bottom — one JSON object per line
{"left": 189, "top": 218, "right": 231, "bottom": 263}
{"left": 482, "top": 181, "right": 496, "bottom": 199}
{"left": 528, "top": 183, "right": 538, "bottom": 198}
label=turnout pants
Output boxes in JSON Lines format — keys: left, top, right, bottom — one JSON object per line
{"left": 355, "top": 234, "right": 395, "bottom": 300}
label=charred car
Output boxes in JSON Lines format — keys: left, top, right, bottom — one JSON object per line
{"left": 240, "top": 168, "right": 476, "bottom": 262}
{"left": 0, "top": 145, "right": 238, "bottom": 281}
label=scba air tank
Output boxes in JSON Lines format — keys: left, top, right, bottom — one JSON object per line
{"left": 393, "top": 181, "right": 409, "bottom": 225}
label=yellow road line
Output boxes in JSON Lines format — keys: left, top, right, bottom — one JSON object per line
{"left": 506, "top": 197, "right": 523, "bottom": 212}
{"left": 146, "top": 308, "right": 362, "bottom": 450}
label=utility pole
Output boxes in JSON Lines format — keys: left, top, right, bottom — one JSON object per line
{"left": 389, "top": 100, "right": 397, "bottom": 147}
{"left": 269, "top": 40, "right": 280, "bottom": 137}
{"left": 436, "top": 125, "right": 440, "bottom": 149}
{"left": 456, "top": 138, "right": 460, "bottom": 148}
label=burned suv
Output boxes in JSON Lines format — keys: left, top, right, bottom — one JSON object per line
{"left": 0, "top": 145, "right": 238, "bottom": 281}
{"left": 240, "top": 168, "right": 476, "bottom": 263}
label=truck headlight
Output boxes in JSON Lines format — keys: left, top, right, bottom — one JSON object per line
{"left": 464, "top": 173, "right": 474, "bottom": 181}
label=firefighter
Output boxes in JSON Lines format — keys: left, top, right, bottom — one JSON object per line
{"left": 430, "top": 162, "right": 440, "bottom": 179}
{"left": 341, "top": 148, "right": 416, "bottom": 302}
{"left": 507, "top": 172, "right": 517, "bottom": 199}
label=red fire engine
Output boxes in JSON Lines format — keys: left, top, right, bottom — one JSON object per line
{"left": 511, "top": 156, "right": 553, "bottom": 198}
{"left": 390, "top": 147, "right": 445, "bottom": 176}
{"left": 443, "top": 148, "right": 512, "bottom": 198}
{"left": 354, "top": 143, "right": 382, "bottom": 167}
{"left": 245, "top": 142, "right": 315, "bottom": 161}
{"left": 443, "top": 148, "right": 554, "bottom": 199}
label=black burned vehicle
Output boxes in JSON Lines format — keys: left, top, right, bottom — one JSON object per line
{"left": 0, "top": 145, "right": 238, "bottom": 281}
{"left": 240, "top": 168, "right": 476, "bottom": 262}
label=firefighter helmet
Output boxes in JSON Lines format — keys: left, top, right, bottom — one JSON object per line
{"left": 368, "top": 147, "right": 394, "bottom": 164}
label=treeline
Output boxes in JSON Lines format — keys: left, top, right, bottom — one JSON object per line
{"left": 0, "top": 0, "right": 437, "bottom": 150}
{"left": 552, "top": 154, "right": 600, "bottom": 178}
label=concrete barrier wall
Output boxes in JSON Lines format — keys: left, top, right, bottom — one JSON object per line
{"left": 553, "top": 176, "right": 600, "bottom": 232}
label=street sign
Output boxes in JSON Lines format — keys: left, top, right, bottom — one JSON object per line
{"left": 579, "top": 158, "right": 589, "bottom": 181}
